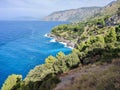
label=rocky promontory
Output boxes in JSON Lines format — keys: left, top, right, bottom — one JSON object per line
{"left": 47, "top": 33, "right": 75, "bottom": 49}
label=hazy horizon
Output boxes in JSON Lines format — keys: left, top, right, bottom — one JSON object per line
{"left": 0, "top": 0, "right": 116, "bottom": 20}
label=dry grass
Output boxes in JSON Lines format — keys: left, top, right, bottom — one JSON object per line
{"left": 54, "top": 59, "right": 120, "bottom": 90}
{"left": 65, "top": 59, "right": 120, "bottom": 90}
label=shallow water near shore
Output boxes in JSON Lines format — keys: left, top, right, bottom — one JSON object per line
{"left": 0, "top": 21, "right": 71, "bottom": 88}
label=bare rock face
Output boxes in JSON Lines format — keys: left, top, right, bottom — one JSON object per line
{"left": 48, "top": 33, "right": 75, "bottom": 48}
{"left": 43, "top": 7, "right": 102, "bottom": 22}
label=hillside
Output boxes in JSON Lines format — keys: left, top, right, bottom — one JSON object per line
{"left": 43, "top": 7, "right": 101, "bottom": 22}
{"left": 1, "top": 0, "right": 120, "bottom": 90}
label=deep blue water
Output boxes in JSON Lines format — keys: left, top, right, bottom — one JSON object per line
{"left": 0, "top": 21, "right": 71, "bottom": 88}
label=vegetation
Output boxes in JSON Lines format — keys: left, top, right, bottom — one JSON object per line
{"left": 51, "top": 22, "right": 85, "bottom": 42}
{"left": 1, "top": 74, "right": 22, "bottom": 90}
{"left": 56, "top": 51, "right": 65, "bottom": 60}
{"left": 45, "top": 55, "right": 56, "bottom": 64}
{"left": 116, "top": 25, "right": 120, "bottom": 41}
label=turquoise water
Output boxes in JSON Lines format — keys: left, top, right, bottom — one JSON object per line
{"left": 0, "top": 21, "right": 71, "bottom": 87}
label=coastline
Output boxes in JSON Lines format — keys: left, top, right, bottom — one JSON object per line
{"left": 44, "top": 33, "right": 75, "bottom": 49}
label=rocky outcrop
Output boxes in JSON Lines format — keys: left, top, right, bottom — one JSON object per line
{"left": 105, "top": 14, "right": 120, "bottom": 26}
{"left": 47, "top": 33, "right": 75, "bottom": 48}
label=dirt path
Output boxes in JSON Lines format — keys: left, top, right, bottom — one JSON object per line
{"left": 54, "top": 64, "right": 112, "bottom": 90}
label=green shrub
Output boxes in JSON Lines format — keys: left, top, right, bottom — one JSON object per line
{"left": 53, "top": 53, "right": 80, "bottom": 74}
{"left": 25, "top": 64, "right": 54, "bottom": 82}
{"left": 65, "top": 53, "right": 80, "bottom": 68}
{"left": 115, "top": 25, "right": 120, "bottom": 41}
{"left": 53, "top": 56, "right": 69, "bottom": 74}
{"left": 45, "top": 55, "right": 56, "bottom": 64}
{"left": 56, "top": 51, "right": 65, "bottom": 60}
{"left": 105, "top": 27, "right": 117, "bottom": 43}
{"left": 1, "top": 74, "right": 22, "bottom": 90}
{"left": 96, "top": 18, "right": 106, "bottom": 27}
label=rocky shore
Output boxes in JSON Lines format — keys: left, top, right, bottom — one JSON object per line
{"left": 47, "top": 33, "right": 75, "bottom": 49}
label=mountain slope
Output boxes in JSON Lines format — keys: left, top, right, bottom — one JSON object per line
{"left": 43, "top": 7, "right": 101, "bottom": 22}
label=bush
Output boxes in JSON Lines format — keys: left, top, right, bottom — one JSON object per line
{"left": 56, "top": 51, "right": 65, "bottom": 60}
{"left": 53, "top": 53, "right": 80, "bottom": 74}
{"left": 45, "top": 55, "right": 56, "bottom": 64}
{"left": 1, "top": 74, "right": 22, "bottom": 90}
{"left": 105, "top": 27, "right": 117, "bottom": 43}
{"left": 53, "top": 56, "right": 69, "bottom": 74}
{"left": 115, "top": 25, "right": 120, "bottom": 41}
{"left": 76, "top": 42, "right": 86, "bottom": 51}
{"left": 93, "top": 18, "right": 106, "bottom": 28}
{"left": 65, "top": 53, "right": 80, "bottom": 68}
{"left": 25, "top": 64, "right": 54, "bottom": 82}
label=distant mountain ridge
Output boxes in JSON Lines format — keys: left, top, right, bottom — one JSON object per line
{"left": 43, "top": 7, "right": 102, "bottom": 22}
{"left": 43, "top": 0, "right": 119, "bottom": 22}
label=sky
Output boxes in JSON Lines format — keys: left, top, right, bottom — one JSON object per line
{"left": 0, "top": 0, "right": 116, "bottom": 20}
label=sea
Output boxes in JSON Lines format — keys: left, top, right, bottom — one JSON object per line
{"left": 0, "top": 21, "right": 71, "bottom": 88}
